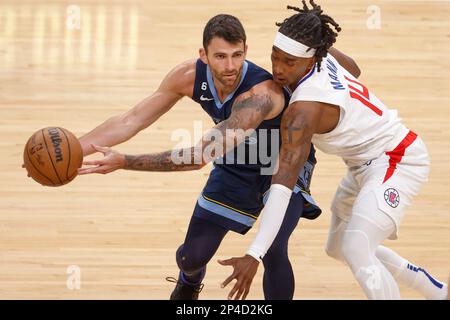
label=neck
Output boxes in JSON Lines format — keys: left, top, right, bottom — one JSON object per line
{"left": 288, "top": 65, "right": 313, "bottom": 92}
{"left": 214, "top": 74, "right": 242, "bottom": 103}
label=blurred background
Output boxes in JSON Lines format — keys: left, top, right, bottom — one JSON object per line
{"left": 0, "top": 0, "right": 449, "bottom": 299}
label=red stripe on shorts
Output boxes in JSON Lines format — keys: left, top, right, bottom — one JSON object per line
{"left": 383, "top": 130, "right": 418, "bottom": 183}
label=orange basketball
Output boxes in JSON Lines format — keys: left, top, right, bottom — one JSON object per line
{"left": 23, "top": 127, "right": 83, "bottom": 187}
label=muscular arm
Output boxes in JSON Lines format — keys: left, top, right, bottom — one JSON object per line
{"left": 328, "top": 47, "right": 361, "bottom": 78}
{"left": 78, "top": 60, "right": 195, "bottom": 156}
{"left": 123, "top": 88, "right": 280, "bottom": 171}
{"left": 218, "top": 101, "right": 325, "bottom": 300}
{"left": 79, "top": 81, "right": 285, "bottom": 174}
{"left": 246, "top": 102, "right": 323, "bottom": 253}
{"left": 272, "top": 102, "right": 322, "bottom": 187}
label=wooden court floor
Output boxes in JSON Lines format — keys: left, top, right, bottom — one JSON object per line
{"left": 0, "top": 0, "right": 449, "bottom": 299}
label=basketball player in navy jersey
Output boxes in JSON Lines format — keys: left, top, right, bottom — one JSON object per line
{"left": 75, "top": 14, "right": 360, "bottom": 300}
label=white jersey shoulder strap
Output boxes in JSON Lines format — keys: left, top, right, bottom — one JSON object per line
{"left": 290, "top": 54, "right": 348, "bottom": 109}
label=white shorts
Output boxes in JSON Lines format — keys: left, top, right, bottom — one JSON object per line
{"left": 331, "top": 131, "right": 430, "bottom": 239}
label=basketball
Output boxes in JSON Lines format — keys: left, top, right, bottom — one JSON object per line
{"left": 23, "top": 127, "right": 83, "bottom": 187}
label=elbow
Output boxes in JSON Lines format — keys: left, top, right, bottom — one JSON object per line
{"left": 195, "top": 161, "right": 207, "bottom": 170}
{"left": 120, "top": 113, "right": 144, "bottom": 136}
{"left": 354, "top": 65, "right": 362, "bottom": 79}
{"left": 349, "top": 58, "right": 362, "bottom": 78}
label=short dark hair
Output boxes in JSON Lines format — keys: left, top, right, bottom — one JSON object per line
{"left": 277, "top": 0, "right": 341, "bottom": 71}
{"left": 203, "top": 14, "right": 246, "bottom": 51}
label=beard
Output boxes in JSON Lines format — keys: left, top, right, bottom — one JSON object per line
{"left": 214, "top": 68, "right": 242, "bottom": 88}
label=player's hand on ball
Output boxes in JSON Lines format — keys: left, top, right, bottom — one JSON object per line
{"left": 78, "top": 144, "right": 125, "bottom": 175}
{"left": 218, "top": 255, "right": 259, "bottom": 300}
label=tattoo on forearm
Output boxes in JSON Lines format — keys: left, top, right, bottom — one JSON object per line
{"left": 124, "top": 147, "right": 202, "bottom": 172}
{"left": 123, "top": 94, "right": 275, "bottom": 171}
{"left": 205, "top": 94, "right": 274, "bottom": 154}
{"left": 232, "top": 94, "right": 273, "bottom": 116}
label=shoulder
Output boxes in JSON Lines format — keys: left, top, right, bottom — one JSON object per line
{"left": 291, "top": 65, "right": 347, "bottom": 105}
{"left": 161, "top": 59, "right": 197, "bottom": 96}
{"left": 169, "top": 59, "right": 197, "bottom": 78}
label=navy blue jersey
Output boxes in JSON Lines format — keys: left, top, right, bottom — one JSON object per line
{"left": 191, "top": 59, "right": 320, "bottom": 234}
{"left": 192, "top": 59, "right": 282, "bottom": 170}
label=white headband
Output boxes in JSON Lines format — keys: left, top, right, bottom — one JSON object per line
{"left": 273, "top": 32, "right": 316, "bottom": 58}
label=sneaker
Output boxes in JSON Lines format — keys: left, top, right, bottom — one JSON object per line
{"left": 166, "top": 276, "right": 204, "bottom": 300}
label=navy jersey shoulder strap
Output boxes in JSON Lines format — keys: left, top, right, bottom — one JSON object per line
{"left": 192, "top": 59, "right": 209, "bottom": 104}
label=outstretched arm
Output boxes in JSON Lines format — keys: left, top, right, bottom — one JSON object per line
{"left": 78, "top": 60, "right": 195, "bottom": 156}
{"left": 219, "top": 101, "right": 323, "bottom": 300}
{"left": 78, "top": 82, "right": 284, "bottom": 174}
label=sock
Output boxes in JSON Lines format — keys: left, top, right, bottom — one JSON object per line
{"left": 377, "top": 246, "right": 448, "bottom": 300}
{"left": 180, "top": 266, "right": 206, "bottom": 287}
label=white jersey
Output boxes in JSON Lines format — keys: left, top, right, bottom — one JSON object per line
{"left": 289, "top": 54, "right": 410, "bottom": 166}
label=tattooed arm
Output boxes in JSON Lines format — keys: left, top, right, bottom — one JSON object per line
{"left": 123, "top": 93, "right": 275, "bottom": 171}
{"left": 271, "top": 102, "right": 321, "bottom": 188}
{"left": 79, "top": 60, "right": 196, "bottom": 156}
{"left": 219, "top": 100, "right": 331, "bottom": 300}
{"left": 78, "top": 81, "right": 285, "bottom": 174}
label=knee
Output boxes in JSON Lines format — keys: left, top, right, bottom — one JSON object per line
{"left": 176, "top": 245, "right": 204, "bottom": 273}
{"left": 325, "top": 230, "right": 345, "bottom": 261}
{"left": 325, "top": 242, "right": 343, "bottom": 261}
{"left": 341, "top": 230, "right": 368, "bottom": 265}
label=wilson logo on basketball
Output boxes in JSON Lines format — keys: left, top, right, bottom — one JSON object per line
{"left": 24, "top": 127, "right": 83, "bottom": 187}
{"left": 48, "top": 128, "right": 64, "bottom": 162}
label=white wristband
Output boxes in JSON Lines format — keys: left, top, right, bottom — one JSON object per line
{"left": 246, "top": 184, "right": 292, "bottom": 262}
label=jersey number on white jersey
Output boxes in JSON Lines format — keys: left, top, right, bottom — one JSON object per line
{"left": 345, "top": 75, "right": 383, "bottom": 117}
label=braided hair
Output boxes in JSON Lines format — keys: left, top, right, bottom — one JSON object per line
{"left": 276, "top": 0, "right": 341, "bottom": 71}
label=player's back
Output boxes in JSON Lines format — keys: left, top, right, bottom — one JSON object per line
{"left": 289, "top": 54, "right": 409, "bottom": 166}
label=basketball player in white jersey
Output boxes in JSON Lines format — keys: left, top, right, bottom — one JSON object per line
{"left": 220, "top": 0, "right": 448, "bottom": 300}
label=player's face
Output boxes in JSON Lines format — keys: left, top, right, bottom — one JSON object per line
{"left": 201, "top": 37, "right": 247, "bottom": 88}
{"left": 271, "top": 46, "right": 314, "bottom": 89}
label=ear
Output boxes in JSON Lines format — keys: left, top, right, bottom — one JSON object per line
{"left": 199, "top": 47, "right": 208, "bottom": 64}
{"left": 244, "top": 44, "right": 248, "bottom": 59}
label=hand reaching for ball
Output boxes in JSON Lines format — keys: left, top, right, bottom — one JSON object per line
{"left": 77, "top": 144, "right": 126, "bottom": 175}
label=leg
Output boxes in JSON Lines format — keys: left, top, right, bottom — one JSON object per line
{"left": 376, "top": 246, "right": 448, "bottom": 300}
{"left": 327, "top": 204, "right": 448, "bottom": 299}
{"left": 341, "top": 190, "right": 401, "bottom": 299}
{"left": 327, "top": 188, "right": 447, "bottom": 299}
{"left": 325, "top": 172, "right": 358, "bottom": 262}
{"left": 169, "top": 210, "right": 228, "bottom": 300}
{"left": 357, "top": 137, "right": 447, "bottom": 299}
{"left": 262, "top": 193, "right": 303, "bottom": 300}
{"left": 176, "top": 214, "right": 228, "bottom": 284}
{"left": 325, "top": 213, "right": 348, "bottom": 262}
{"left": 327, "top": 161, "right": 447, "bottom": 299}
